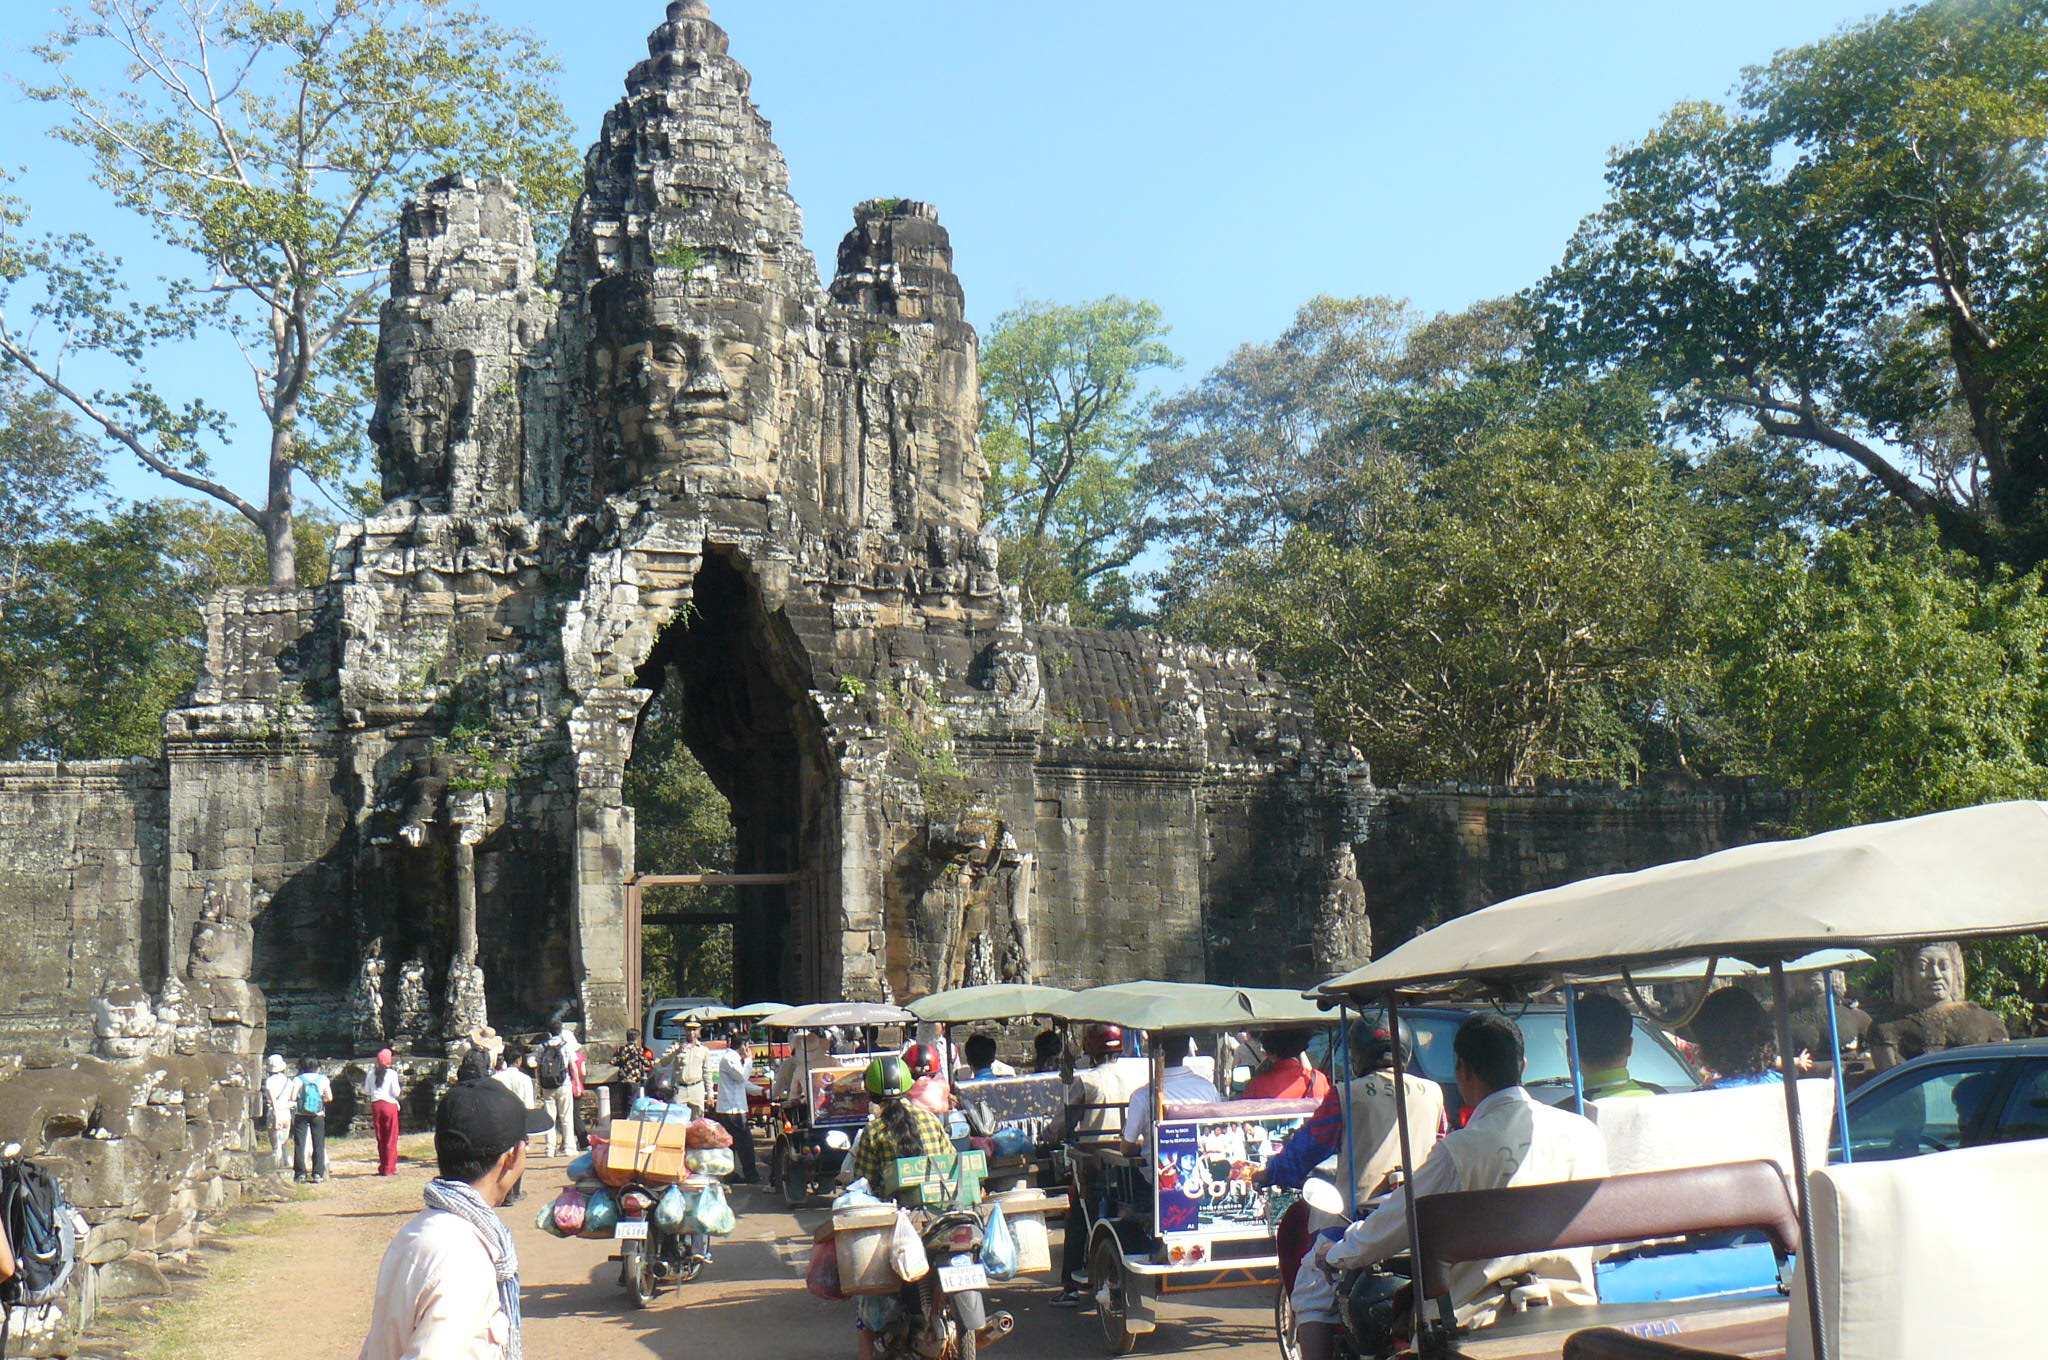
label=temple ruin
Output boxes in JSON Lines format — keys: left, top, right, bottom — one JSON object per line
{"left": 0, "top": 1, "right": 1793, "bottom": 1067}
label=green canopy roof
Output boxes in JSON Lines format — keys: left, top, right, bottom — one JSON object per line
{"left": 907, "top": 984, "right": 1075, "bottom": 1023}
{"left": 1048, "top": 980, "right": 1329, "bottom": 1030}
{"left": 729, "top": 1001, "right": 792, "bottom": 1018}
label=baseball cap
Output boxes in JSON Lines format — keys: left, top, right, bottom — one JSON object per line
{"left": 436, "top": 1078, "right": 552, "bottom": 1163}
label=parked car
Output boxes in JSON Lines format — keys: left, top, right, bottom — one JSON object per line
{"left": 1311, "top": 1003, "right": 1699, "bottom": 1115}
{"left": 644, "top": 996, "right": 726, "bottom": 1047}
{"left": 1835, "top": 1037, "right": 2048, "bottom": 1161}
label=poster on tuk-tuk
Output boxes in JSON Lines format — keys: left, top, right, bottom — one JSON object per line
{"left": 809, "top": 1064, "right": 874, "bottom": 1126}
{"left": 1154, "top": 1112, "right": 1306, "bottom": 1236}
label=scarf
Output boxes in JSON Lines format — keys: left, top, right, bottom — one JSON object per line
{"left": 423, "top": 1176, "right": 523, "bottom": 1360}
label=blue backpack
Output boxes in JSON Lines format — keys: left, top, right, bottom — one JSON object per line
{"left": 296, "top": 1074, "right": 326, "bottom": 1116}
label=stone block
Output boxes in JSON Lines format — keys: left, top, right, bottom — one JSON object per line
{"left": 83, "top": 1218, "right": 139, "bottom": 1265}
{"left": 96, "top": 1254, "right": 170, "bottom": 1301}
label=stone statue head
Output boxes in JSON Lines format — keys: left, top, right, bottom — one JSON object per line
{"left": 590, "top": 268, "right": 784, "bottom": 485}
{"left": 1904, "top": 941, "right": 1966, "bottom": 1009}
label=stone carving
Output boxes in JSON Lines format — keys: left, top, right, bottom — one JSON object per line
{"left": 1312, "top": 843, "right": 1372, "bottom": 976}
{"left": 395, "top": 956, "right": 434, "bottom": 1046}
{"left": 188, "top": 882, "right": 254, "bottom": 981}
{"left": 1870, "top": 940, "right": 2009, "bottom": 1071}
{"left": 354, "top": 938, "right": 389, "bottom": 1048}
{"left": 92, "top": 976, "right": 164, "bottom": 1061}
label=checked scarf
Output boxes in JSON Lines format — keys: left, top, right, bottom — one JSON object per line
{"left": 422, "top": 1176, "right": 524, "bottom": 1360}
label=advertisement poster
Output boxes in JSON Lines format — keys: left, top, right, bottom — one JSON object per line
{"left": 1153, "top": 1113, "right": 1306, "bottom": 1235}
{"left": 810, "top": 1064, "right": 874, "bottom": 1125}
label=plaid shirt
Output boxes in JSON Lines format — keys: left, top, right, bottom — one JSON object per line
{"left": 852, "top": 1103, "right": 954, "bottom": 1189}
{"left": 611, "top": 1043, "right": 653, "bottom": 1084}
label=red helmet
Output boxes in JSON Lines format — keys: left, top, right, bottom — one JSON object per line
{"left": 1083, "top": 1024, "right": 1125, "bottom": 1057}
{"left": 903, "top": 1042, "right": 944, "bottom": 1078}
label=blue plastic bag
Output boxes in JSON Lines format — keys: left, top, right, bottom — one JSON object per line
{"left": 980, "top": 1202, "right": 1017, "bottom": 1281}
{"left": 566, "top": 1151, "right": 595, "bottom": 1181}
{"left": 655, "top": 1183, "right": 688, "bottom": 1229}
{"left": 989, "top": 1127, "right": 1032, "bottom": 1158}
{"left": 584, "top": 1188, "right": 620, "bottom": 1234}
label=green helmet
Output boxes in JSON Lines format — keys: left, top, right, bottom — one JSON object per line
{"left": 864, "top": 1054, "right": 914, "bottom": 1099}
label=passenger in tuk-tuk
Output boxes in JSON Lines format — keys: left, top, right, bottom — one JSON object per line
{"left": 1121, "top": 1036, "right": 1220, "bottom": 1155}
{"left": 1686, "top": 987, "right": 1783, "bottom": 1089}
{"left": 1556, "top": 991, "right": 1662, "bottom": 1105}
{"left": 1239, "top": 1028, "right": 1332, "bottom": 1101}
{"left": 903, "top": 1042, "right": 951, "bottom": 1114}
{"left": 1256, "top": 1018, "right": 1444, "bottom": 1204}
{"left": 1054, "top": 1024, "right": 1149, "bottom": 1308}
{"left": 1291, "top": 1015, "right": 1608, "bottom": 1358}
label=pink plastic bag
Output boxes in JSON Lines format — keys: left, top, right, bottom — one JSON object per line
{"left": 550, "top": 1186, "right": 587, "bottom": 1235}
{"left": 806, "top": 1237, "right": 846, "bottom": 1301}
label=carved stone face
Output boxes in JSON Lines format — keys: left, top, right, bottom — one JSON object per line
{"left": 592, "top": 272, "right": 777, "bottom": 472}
{"left": 1909, "top": 943, "right": 1963, "bottom": 1008}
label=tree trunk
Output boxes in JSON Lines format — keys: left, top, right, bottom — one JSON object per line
{"left": 265, "top": 429, "right": 297, "bottom": 586}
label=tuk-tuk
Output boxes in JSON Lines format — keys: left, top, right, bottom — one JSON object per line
{"left": 1048, "top": 981, "right": 1338, "bottom": 1354}
{"left": 1310, "top": 799, "right": 2048, "bottom": 1360}
{"left": 760, "top": 1001, "right": 914, "bottom": 1207}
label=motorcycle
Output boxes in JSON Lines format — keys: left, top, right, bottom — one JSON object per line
{"left": 1275, "top": 1175, "right": 1410, "bottom": 1360}
{"left": 614, "top": 1182, "right": 711, "bottom": 1308}
{"left": 869, "top": 1206, "right": 1016, "bottom": 1360}
{"left": 774, "top": 1117, "right": 852, "bottom": 1208}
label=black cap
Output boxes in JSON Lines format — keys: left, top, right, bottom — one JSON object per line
{"left": 436, "top": 1078, "right": 553, "bottom": 1162}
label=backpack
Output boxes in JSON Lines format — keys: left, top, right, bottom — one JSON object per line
{"left": 296, "top": 1074, "right": 326, "bottom": 1116}
{"left": 0, "top": 1158, "right": 79, "bottom": 1309}
{"left": 537, "top": 1042, "right": 567, "bottom": 1091}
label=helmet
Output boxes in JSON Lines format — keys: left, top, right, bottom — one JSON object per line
{"left": 903, "top": 1043, "right": 944, "bottom": 1078}
{"left": 1082, "top": 1024, "right": 1125, "bottom": 1058}
{"left": 1340, "top": 1269, "right": 1408, "bottom": 1352}
{"left": 864, "top": 1054, "right": 914, "bottom": 1099}
{"left": 1351, "top": 1017, "right": 1415, "bottom": 1071}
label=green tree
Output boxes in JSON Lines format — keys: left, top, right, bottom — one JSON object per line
{"left": 0, "top": 498, "right": 332, "bottom": 758}
{"left": 624, "top": 675, "right": 736, "bottom": 1006}
{"left": 1173, "top": 430, "right": 1705, "bottom": 785}
{"left": 980, "top": 296, "right": 1178, "bottom": 623}
{"left": 0, "top": 370, "right": 105, "bottom": 643}
{"left": 0, "top": 0, "right": 580, "bottom": 584}
{"left": 1535, "top": 0, "right": 2048, "bottom": 569}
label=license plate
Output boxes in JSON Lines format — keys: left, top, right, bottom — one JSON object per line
{"left": 937, "top": 1263, "right": 988, "bottom": 1293}
{"left": 614, "top": 1220, "right": 649, "bottom": 1240}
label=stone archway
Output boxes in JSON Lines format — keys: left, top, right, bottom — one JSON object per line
{"left": 627, "top": 548, "right": 833, "bottom": 1004}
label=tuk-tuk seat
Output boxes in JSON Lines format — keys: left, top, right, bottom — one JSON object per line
{"left": 1413, "top": 1160, "right": 1800, "bottom": 1306}
{"left": 1563, "top": 1328, "right": 1738, "bottom": 1359}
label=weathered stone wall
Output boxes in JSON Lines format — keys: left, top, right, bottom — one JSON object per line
{"left": 1358, "top": 782, "right": 1801, "bottom": 950}
{"left": 0, "top": 760, "right": 167, "bottom": 1049}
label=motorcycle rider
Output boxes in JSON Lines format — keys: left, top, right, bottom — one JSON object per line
{"left": 1291, "top": 1014, "right": 1609, "bottom": 1357}
{"left": 1257, "top": 1019, "right": 1446, "bottom": 1207}
{"left": 849, "top": 1055, "right": 958, "bottom": 1360}
{"left": 1053, "top": 1024, "right": 1149, "bottom": 1307}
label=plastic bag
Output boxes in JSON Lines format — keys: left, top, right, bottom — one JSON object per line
{"left": 655, "top": 1183, "right": 688, "bottom": 1230}
{"left": 566, "top": 1151, "right": 595, "bottom": 1181}
{"left": 686, "top": 1147, "right": 736, "bottom": 1178}
{"left": 980, "top": 1202, "right": 1017, "bottom": 1281}
{"left": 687, "top": 1181, "right": 736, "bottom": 1236}
{"left": 535, "top": 1200, "right": 568, "bottom": 1238}
{"left": 833, "top": 1179, "right": 880, "bottom": 1208}
{"left": 550, "top": 1187, "right": 587, "bottom": 1235}
{"left": 888, "top": 1209, "right": 929, "bottom": 1281}
{"left": 584, "top": 1188, "right": 619, "bottom": 1235}
{"left": 806, "top": 1237, "right": 847, "bottom": 1301}
{"left": 989, "top": 1127, "right": 1032, "bottom": 1158}
{"left": 684, "top": 1117, "right": 734, "bottom": 1150}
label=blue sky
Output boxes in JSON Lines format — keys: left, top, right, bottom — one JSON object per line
{"left": 0, "top": 0, "right": 1887, "bottom": 507}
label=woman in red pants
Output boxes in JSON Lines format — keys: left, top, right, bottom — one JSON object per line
{"left": 368, "top": 1048, "right": 403, "bottom": 1175}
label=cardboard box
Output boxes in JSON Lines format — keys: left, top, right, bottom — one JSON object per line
{"left": 888, "top": 1150, "right": 988, "bottom": 1206}
{"left": 832, "top": 1204, "right": 902, "bottom": 1295}
{"left": 604, "top": 1119, "right": 690, "bottom": 1184}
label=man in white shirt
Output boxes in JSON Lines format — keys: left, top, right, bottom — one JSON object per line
{"left": 491, "top": 1047, "right": 537, "bottom": 1109}
{"left": 1290, "top": 1013, "right": 1609, "bottom": 1360}
{"left": 262, "top": 1054, "right": 294, "bottom": 1168}
{"left": 709, "top": 1028, "right": 760, "bottom": 1183}
{"left": 359, "top": 1079, "right": 552, "bottom": 1360}
{"left": 1054, "top": 1025, "right": 1152, "bottom": 1307}
{"left": 1121, "top": 1041, "right": 1223, "bottom": 1153}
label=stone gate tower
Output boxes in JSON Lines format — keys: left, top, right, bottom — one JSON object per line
{"left": 156, "top": 0, "right": 1373, "bottom": 1048}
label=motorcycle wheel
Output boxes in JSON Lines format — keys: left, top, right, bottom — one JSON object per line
{"left": 1274, "top": 1283, "right": 1301, "bottom": 1360}
{"left": 1090, "top": 1233, "right": 1138, "bottom": 1356}
{"left": 782, "top": 1158, "right": 811, "bottom": 1209}
{"left": 953, "top": 1307, "right": 976, "bottom": 1360}
{"left": 623, "top": 1242, "right": 658, "bottom": 1309}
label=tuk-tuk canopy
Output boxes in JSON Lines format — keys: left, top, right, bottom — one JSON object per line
{"left": 760, "top": 1001, "right": 915, "bottom": 1029}
{"left": 1570, "top": 948, "right": 1871, "bottom": 987}
{"left": 1318, "top": 801, "right": 2048, "bottom": 999}
{"left": 907, "top": 983, "right": 1075, "bottom": 1023}
{"left": 728, "top": 1000, "right": 792, "bottom": 1018}
{"left": 678, "top": 1004, "right": 737, "bottom": 1022}
{"left": 1049, "top": 980, "right": 1329, "bottom": 1030}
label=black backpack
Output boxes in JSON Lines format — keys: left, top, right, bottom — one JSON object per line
{"left": 536, "top": 1042, "right": 567, "bottom": 1091}
{"left": 1, "top": 1156, "right": 79, "bottom": 1355}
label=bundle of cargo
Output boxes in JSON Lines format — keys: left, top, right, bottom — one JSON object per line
{"left": 604, "top": 1113, "right": 737, "bottom": 1186}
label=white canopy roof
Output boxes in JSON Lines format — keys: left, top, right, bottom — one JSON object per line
{"left": 1319, "top": 801, "right": 2048, "bottom": 998}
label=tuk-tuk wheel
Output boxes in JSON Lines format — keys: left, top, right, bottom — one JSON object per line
{"left": 781, "top": 1156, "right": 812, "bottom": 1209}
{"left": 1275, "top": 1283, "right": 1301, "bottom": 1360}
{"left": 1089, "top": 1232, "right": 1138, "bottom": 1356}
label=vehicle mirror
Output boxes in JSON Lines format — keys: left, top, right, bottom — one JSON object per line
{"left": 1301, "top": 1176, "right": 1346, "bottom": 1217}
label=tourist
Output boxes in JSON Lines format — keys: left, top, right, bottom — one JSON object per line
{"left": 1558, "top": 992, "right": 1660, "bottom": 1103}
{"left": 1121, "top": 1039, "right": 1220, "bottom": 1154}
{"left": 1291, "top": 1014, "right": 1608, "bottom": 1358}
{"left": 358, "top": 1078, "right": 552, "bottom": 1360}
{"left": 289, "top": 1057, "right": 333, "bottom": 1184}
{"left": 953, "top": 1033, "right": 1016, "bottom": 1082}
{"left": 660, "top": 1019, "right": 712, "bottom": 1120}
{"left": 1239, "top": 1028, "right": 1331, "bottom": 1101}
{"left": 1256, "top": 1018, "right": 1444, "bottom": 1206}
{"left": 457, "top": 1026, "right": 501, "bottom": 1083}
{"left": 1030, "top": 1029, "right": 1063, "bottom": 1074}
{"left": 491, "top": 1045, "right": 536, "bottom": 1110}
{"left": 610, "top": 1027, "right": 653, "bottom": 1108}
{"left": 709, "top": 1025, "right": 760, "bottom": 1183}
{"left": 1686, "top": 987, "right": 1782, "bottom": 1088}
{"left": 262, "top": 1054, "right": 294, "bottom": 1168}
{"left": 1053, "top": 1024, "right": 1149, "bottom": 1306}
{"left": 536, "top": 1021, "right": 580, "bottom": 1158}
{"left": 367, "top": 1049, "right": 404, "bottom": 1176}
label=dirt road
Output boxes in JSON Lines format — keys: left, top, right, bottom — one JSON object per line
{"left": 108, "top": 1137, "right": 1277, "bottom": 1360}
